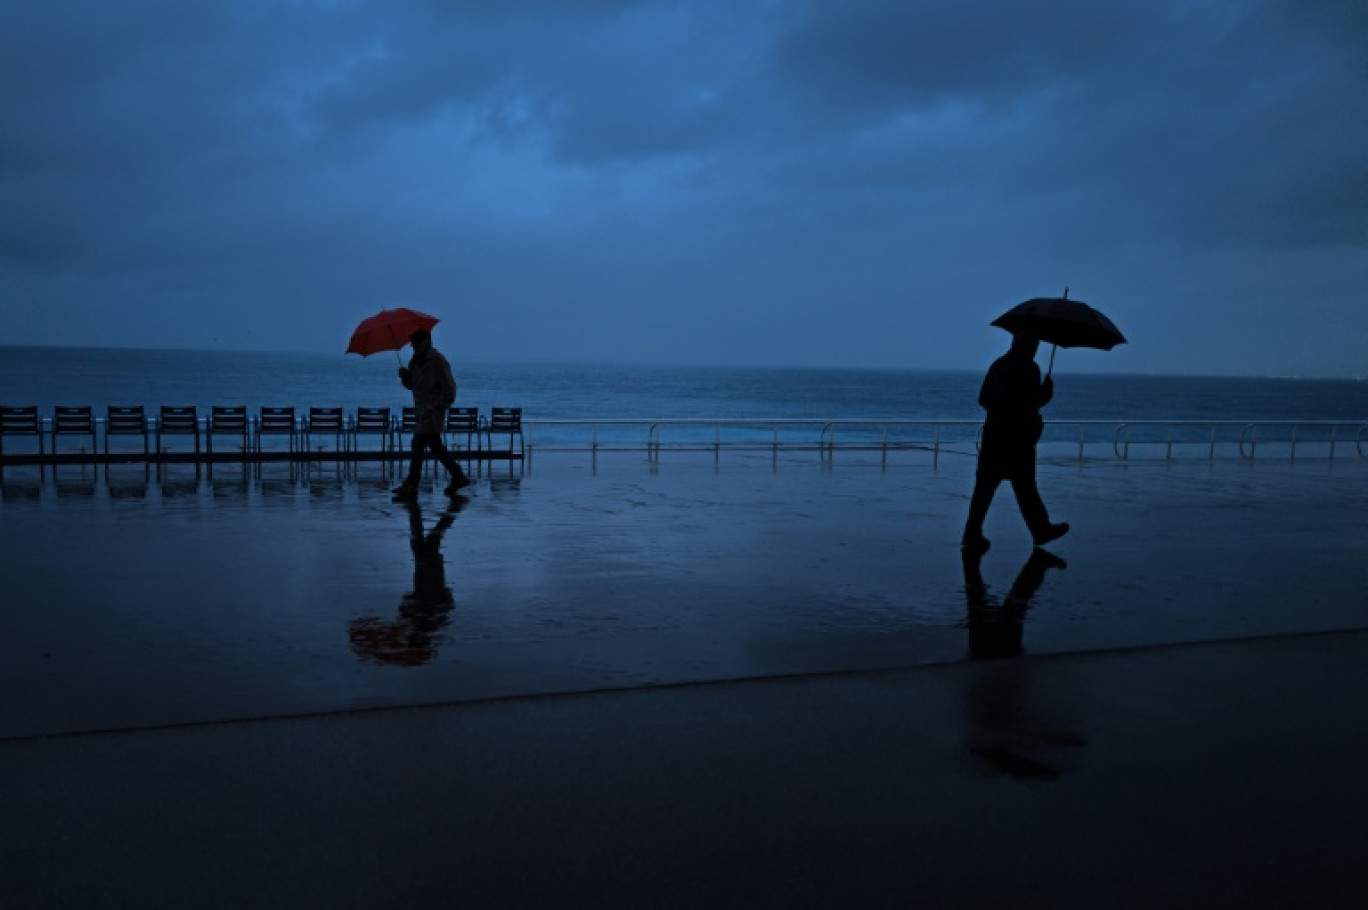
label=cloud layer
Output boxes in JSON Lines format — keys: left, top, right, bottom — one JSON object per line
{"left": 2, "top": 0, "right": 1365, "bottom": 375}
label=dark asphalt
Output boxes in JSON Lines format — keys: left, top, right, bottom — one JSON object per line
{"left": 4, "top": 631, "right": 1368, "bottom": 908}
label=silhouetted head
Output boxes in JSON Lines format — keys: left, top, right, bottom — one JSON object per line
{"left": 1009, "top": 332, "right": 1040, "bottom": 358}
{"left": 409, "top": 327, "right": 432, "bottom": 355}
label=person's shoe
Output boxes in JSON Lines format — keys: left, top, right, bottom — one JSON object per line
{"left": 961, "top": 534, "right": 991, "bottom": 555}
{"left": 391, "top": 483, "right": 419, "bottom": 499}
{"left": 1033, "top": 522, "right": 1070, "bottom": 547}
{"left": 445, "top": 475, "right": 472, "bottom": 495}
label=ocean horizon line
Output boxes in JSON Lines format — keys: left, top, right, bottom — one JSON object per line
{"left": 1, "top": 343, "right": 1362, "bottom": 383}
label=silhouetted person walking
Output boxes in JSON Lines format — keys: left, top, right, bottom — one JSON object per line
{"left": 393, "top": 327, "right": 471, "bottom": 499}
{"left": 962, "top": 332, "right": 1069, "bottom": 554}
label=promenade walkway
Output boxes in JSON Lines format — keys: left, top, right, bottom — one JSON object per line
{"left": 2, "top": 450, "right": 1366, "bottom": 906}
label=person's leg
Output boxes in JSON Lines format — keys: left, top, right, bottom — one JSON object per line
{"left": 428, "top": 433, "right": 469, "bottom": 486}
{"left": 1009, "top": 468, "right": 1069, "bottom": 545}
{"left": 1009, "top": 472, "right": 1049, "bottom": 537}
{"left": 963, "top": 469, "right": 1000, "bottom": 548}
{"left": 399, "top": 434, "right": 431, "bottom": 490}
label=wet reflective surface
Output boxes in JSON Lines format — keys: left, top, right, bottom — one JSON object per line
{"left": 3, "top": 451, "right": 1366, "bottom": 737}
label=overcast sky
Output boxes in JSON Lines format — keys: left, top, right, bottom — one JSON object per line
{"left": 2, "top": 1, "right": 1364, "bottom": 376}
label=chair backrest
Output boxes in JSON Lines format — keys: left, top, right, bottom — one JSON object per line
{"left": 399, "top": 406, "right": 416, "bottom": 433}
{"left": 0, "top": 406, "right": 41, "bottom": 435}
{"left": 258, "top": 407, "right": 296, "bottom": 433}
{"left": 488, "top": 407, "right": 522, "bottom": 432}
{"left": 354, "top": 407, "right": 391, "bottom": 433}
{"left": 106, "top": 406, "right": 147, "bottom": 434}
{"left": 308, "top": 407, "right": 344, "bottom": 432}
{"left": 210, "top": 406, "right": 248, "bottom": 432}
{"left": 53, "top": 406, "right": 94, "bottom": 434}
{"left": 159, "top": 406, "right": 199, "bottom": 434}
{"left": 446, "top": 407, "right": 480, "bottom": 433}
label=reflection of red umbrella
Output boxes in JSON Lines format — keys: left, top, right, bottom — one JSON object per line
{"left": 348, "top": 616, "right": 440, "bottom": 666}
{"left": 346, "top": 307, "right": 439, "bottom": 359}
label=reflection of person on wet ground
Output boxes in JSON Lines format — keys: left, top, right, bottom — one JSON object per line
{"left": 962, "top": 332, "right": 1069, "bottom": 555}
{"left": 962, "top": 547, "right": 1067, "bottom": 659}
{"left": 349, "top": 496, "right": 466, "bottom": 666}
{"left": 961, "top": 548, "right": 1083, "bottom": 780}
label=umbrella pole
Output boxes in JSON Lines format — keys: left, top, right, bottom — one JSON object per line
{"left": 1047, "top": 344, "right": 1057, "bottom": 377}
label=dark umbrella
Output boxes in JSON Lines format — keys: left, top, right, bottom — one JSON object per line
{"left": 346, "top": 306, "right": 440, "bottom": 364}
{"left": 991, "top": 288, "right": 1125, "bottom": 374}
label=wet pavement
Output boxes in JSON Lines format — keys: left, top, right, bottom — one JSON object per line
{"left": 3, "top": 449, "right": 1368, "bottom": 906}
{"left": 5, "top": 630, "right": 1368, "bottom": 907}
{"left": 2, "top": 449, "right": 1366, "bottom": 738}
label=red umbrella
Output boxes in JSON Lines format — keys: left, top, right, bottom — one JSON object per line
{"left": 346, "top": 307, "right": 440, "bottom": 360}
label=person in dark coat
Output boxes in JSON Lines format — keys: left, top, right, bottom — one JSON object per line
{"left": 392, "top": 327, "right": 471, "bottom": 498}
{"left": 961, "top": 332, "right": 1069, "bottom": 554}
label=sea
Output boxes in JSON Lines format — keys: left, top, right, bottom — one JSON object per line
{"left": 2, "top": 345, "right": 1366, "bottom": 452}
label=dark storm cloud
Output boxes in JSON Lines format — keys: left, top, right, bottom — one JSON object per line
{"left": 295, "top": 1, "right": 779, "bottom": 166}
{"left": 777, "top": 0, "right": 1150, "bottom": 112}
{"left": 0, "top": 0, "right": 1364, "bottom": 374}
{"left": 774, "top": 0, "right": 1368, "bottom": 250}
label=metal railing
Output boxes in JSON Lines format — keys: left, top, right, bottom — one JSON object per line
{"left": 524, "top": 418, "right": 976, "bottom": 458}
{"left": 521, "top": 418, "right": 1368, "bottom": 462}
{"left": 1112, "top": 420, "right": 1368, "bottom": 461}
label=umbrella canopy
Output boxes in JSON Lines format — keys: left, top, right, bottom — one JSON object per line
{"left": 346, "top": 307, "right": 440, "bottom": 357}
{"left": 991, "top": 293, "right": 1126, "bottom": 350}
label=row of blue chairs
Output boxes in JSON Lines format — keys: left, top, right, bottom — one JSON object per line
{"left": 0, "top": 405, "right": 523, "bottom": 456}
